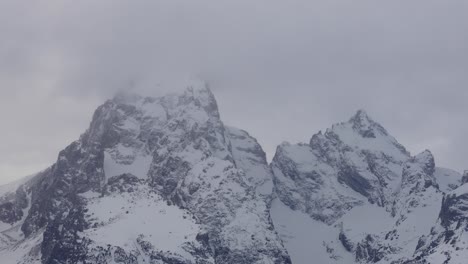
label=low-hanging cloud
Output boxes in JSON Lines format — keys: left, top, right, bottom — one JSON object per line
{"left": 1, "top": 0, "right": 467, "bottom": 184}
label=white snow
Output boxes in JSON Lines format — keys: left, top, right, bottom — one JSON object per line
{"left": 83, "top": 186, "right": 200, "bottom": 260}
{"left": 116, "top": 116, "right": 140, "bottom": 131}
{"left": 391, "top": 187, "right": 443, "bottom": 260}
{"left": 435, "top": 167, "right": 462, "bottom": 193}
{"left": 103, "top": 149, "right": 152, "bottom": 180}
{"left": 226, "top": 126, "right": 274, "bottom": 196}
{"left": 271, "top": 199, "right": 354, "bottom": 264}
{"left": 330, "top": 122, "right": 408, "bottom": 163}
{"left": 139, "top": 100, "right": 167, "bottom": 121}
{"left": 451, "top": 182, "right": 468, "bottom": 197}
{"left": 272, "top": 189, "right": 444, "bottom": 264}
{"left": 0, "top": 230, "right": 43, "bottom": 264}
{"left": 340, "top": 203, "right": 393, "bottom": 242}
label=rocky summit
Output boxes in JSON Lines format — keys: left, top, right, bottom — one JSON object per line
{"left": 0, "top": 83, "right": 466, "bottom": 264}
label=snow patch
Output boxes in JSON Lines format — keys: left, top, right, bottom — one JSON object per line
{"left": 84, "top": 187, "right": 200, "bottom": 260}
{"left": 271, "top": 199, "right": 353, "bottom": 264}
{"left": 435, "top": 167, "right": 462, "bottom": 193}
{"left": 104, "top": 149, "right": 152, "bottom": 180}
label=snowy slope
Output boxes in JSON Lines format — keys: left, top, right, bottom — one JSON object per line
{"left": 271, "top": 198, "right": 355, "bottom": 264}
{"left": 82, "top": 183, "right": 208, "bottom": 263}
{"left": 408, "top": 182, "right": 468, "bottom": 264}
{"left": 434, "top": 167, "right": 462, "bottom": 193}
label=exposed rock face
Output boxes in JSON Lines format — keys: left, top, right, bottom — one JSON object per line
{"left": 0, "top": 83, "right": 290, "bottom": 264}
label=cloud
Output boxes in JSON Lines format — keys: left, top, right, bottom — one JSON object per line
{"left": 1, "top": 0, "right": 467, "bottom": 184}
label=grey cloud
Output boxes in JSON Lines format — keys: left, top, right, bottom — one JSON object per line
{"left": 1, "top": 0, "right": 467, "bottom": 184}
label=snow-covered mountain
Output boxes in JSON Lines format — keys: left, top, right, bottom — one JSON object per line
{"left": 0, "top": 83, "right": 290, "bottom": 264}
{"left": 270, "top": 110, "right": 465, "bottom": 264}
{"left": 0, "top": 85, "right": 466, "bottom": 264}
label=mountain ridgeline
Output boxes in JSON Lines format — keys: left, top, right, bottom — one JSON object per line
{"left": 0, "top": 84, "right": 466, "bottom": 264}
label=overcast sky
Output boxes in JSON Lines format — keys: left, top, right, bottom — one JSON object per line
{"left": 1, "top": 0, "right": 467, "bottom": 185}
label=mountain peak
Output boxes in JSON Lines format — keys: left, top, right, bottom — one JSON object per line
{"left": 183, "top": 80, "right": 217, "bottom": 105}
{"left": 108, "top": 80, "right": 219, "bottom": 119}
{"left": 313, "top": 109, "right": 409, "bottom": 160}
{"left": 111, "top": 79, "right": 214, "bottom": 104}
{"left": 351, "top": 109, "right": 370, "bottom": 120}
{"left": 348, "top": 109, "right": 388, "bottom": 138}
{"left": 178, "top": 80, "right": 220, "bottom": 120}
{"left": 112, "top": 90, "right": 142, "bottom": 104}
